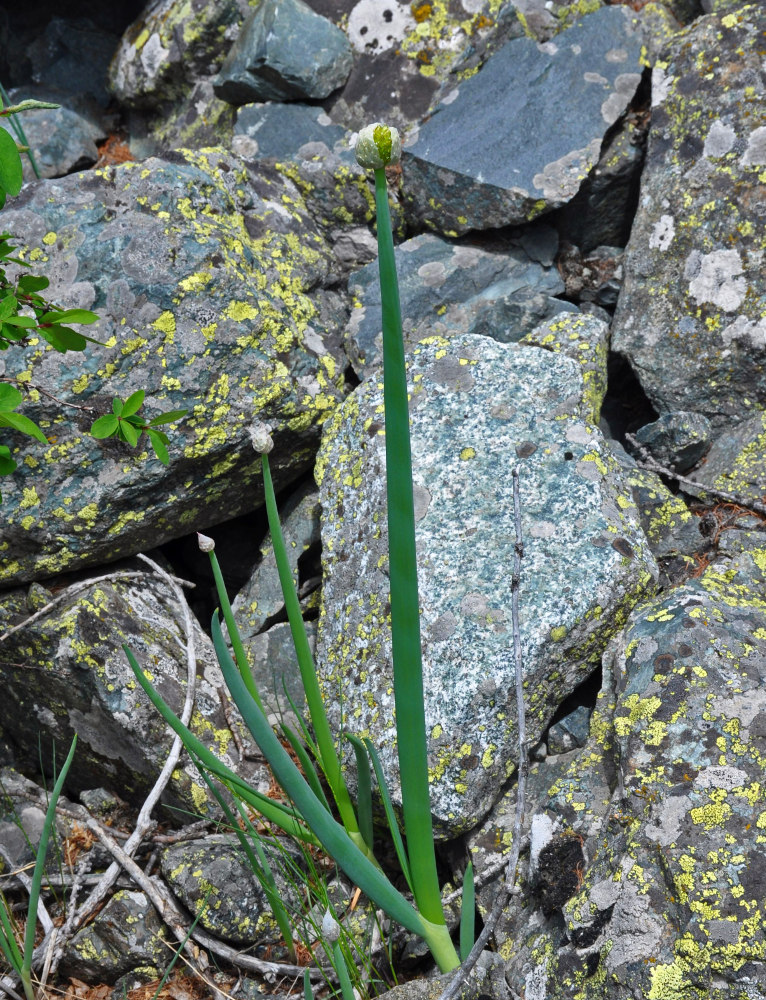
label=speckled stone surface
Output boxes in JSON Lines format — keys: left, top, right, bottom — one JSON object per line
{"left": 344, "top": 228, "right": 574, "bottom": 377}
{"left": 401, "top": 4, "right": 644, "bottom": 235}
{"left": 0, "top": 148, "right": 347, "bottom": 585}
{"left": 0, "top": 571, "right": 269, "bottom": 817}
{"left": 213, "top": 0, "right": 353, "bottom": 104}
{"left": 633, "top": 411, "right": 713, "bottom": 474}
{"left": 315, "top": 334, "right": 657, "bottom": 837}
{"left": 500, "top": 539, "right": 766, "bottom": 999}
{"left": 611, "top": 5, "right": 766, "bottom": 433}
{"left": 690, "top": 411, "right": 766, "bottom": 500}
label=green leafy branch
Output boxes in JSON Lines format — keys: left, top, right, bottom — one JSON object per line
{"left": 91, "top": 390, "right": 188, "bottom": 466}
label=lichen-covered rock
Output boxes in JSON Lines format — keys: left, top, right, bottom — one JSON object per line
{"left": 344, "top": 228, "right": 575, "bottom": 378}
{"left": 0, "top": 100, "right": 104, "bottom": 182}
{"left": 0, "top": 148, "right": 347, "bottom": 585}
{"left": 632, "top": 411, "right": 713, "bottom": 473}
{"left": 315, "top": 334, "right": 657, "bottom": 836}
{"left": 161, "top": 834, "right": 302, "bottom": 945}
{"left": 611, "top": 5, "right": 766, "bottom": 433}
{"left": 0, "top": 569, "right": 269, "bottom": 817}
{"left": 508, "top": 539, "right": 766, "bottom": 998}
{"left": 213, "top": 0, "right": 353, "bottom": 104}
{"left": 61, "top": 890, "right": 166, "bottom": 983}
{"left": 623, "top": 465, "right": 703, "bottom": 576}
{"left": 402, "top": 5, "right": 643, "bottom": 235}
{"left": 690, "top": 410, "right": 766, "bottom": 500}
{"left": 234, "top": 102, "right": 349, "bottom": 160}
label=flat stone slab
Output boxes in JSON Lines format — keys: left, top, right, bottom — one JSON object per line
{"left": 315, "top": 334, "right": 657, "bottom": 837}
{"left": 612, "top": 4, "right": 766, "bottom": 432}
{"left": 402, "top": 4, "right": 643, "bottom": 234}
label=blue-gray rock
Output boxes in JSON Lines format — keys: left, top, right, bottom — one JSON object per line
{"left": 0, "top": 148, "right": 346, "bottom": 585}
{"left": 0, "top": 565, "right": 270, "bottom": 818}
{"left": 62, "top": 891, "right": 166, "bottom": 983}
{"left": 402, "top": 5, "right": 643, "bottom": 235}
{"left": 0, "top": 102, "right": 103, "bottom": 182}
{"left": 345, "top": 229, "right": 575, "bottom": 377}
{"left": 632, "top": 411, "right": 713, "bottom": 473}
{"left": 26, "top": 17, "right": 119, "bottom": 109}
{"left": 547, "top": 705, "right": 591, "bottom": 755}
{"left": 213, "top": 0, "right": 353, "bottom": 104}
{"left": 234, "top": 102, "right": 349, "bottom": 160}
{"left": 315, "top": 334, "right": 657, "bottom": 837}
{"left": 611, "top": 5, "right": 766, "bottom": 434}
{"left": 690, "top": 411, "right": 766, "bottom": 502}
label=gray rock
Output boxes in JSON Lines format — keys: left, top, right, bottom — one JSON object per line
{"left": 612, "top": 4, "right": 766, "bottom": 433}
{"left": 372, "top": 951, "right": 509, "bottom": 1000}
{"left": 315, "top": 334, "right": 657, "bottom": 837}
{"left": 161, "top": 834, "right": 302, "bottom": 945}
{"left": 26, "top": 17, "right": 120, "bottom": 109}
{"left": 234, "top": 102, "right": 349, "bottom": 160}
{"left": 62, "top": 890, "right": 166, "bottom": 983}
{"left": 0, "top": 148, "right": 347, "bottom": 585}
{"left": 690, "top": 411, "right": 766, "bottom": 501}
{"left": 548, "top": 705, "right": 591, "bottom": 755}
{"left": 0, "top": 569, "right": 269, "bottom": 817}
{"left": 213, "top": 0, "right": 353, "bottom": 104}
{"left": 402, "top": 5, "right": 643, "bottom": 235}
{"left": 623, "top": 465, "right": 703, "bottom": 566}
{"left": 345, "top": 229, "right": 575, "bottom": 378}
{"left": 0, "top": 103, "right": 103, "bottom": 182}
{"left": 633, "top": 411, "right": 713, "bottom": 473}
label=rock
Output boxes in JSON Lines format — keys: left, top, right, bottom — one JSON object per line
{"left": 0, "top": 101, "right": 103, "bottom": 182}
{"left": 0, "top": 567, "right": 269, "bottom": 817}
{"left": 632, "top": 411, "right": 713, "bottom": 473}
{"left": 402, "top": 5, "right": 644, "bottom": 235}
{"left": 345, "top": 228, "right": 575, "bottom": 378}
{"left": 548, "top": 705, "right": 591, "bottom": 755}
{"left": 161, "top": 834, "right": 302, "bottom": 945}
{"left": 554, "top": 244, "right": 625, "bottom": 308}
{"left": 315, "top": 334, "right": 657, "bottom": 837}
{"left": 62, "top": 890, "right": 166, "bottom": 983}
{"left": 374, "top": 950, "right": 509, "bottom": 1000}
{"left": 0, "top": 148, "right": 347, "bottom": 585}
{"left": 623, "top": 465, "right": 703, "bottom": 572}
{"left": 213, "top": 0, "right": 353, "bottom": 104}
{"left": 234, "top": 102, "right": 349, "bottom": 160}
{"left": 611, "top": 4, "right": 766, "bottom": 433}
{"left": 25, "top": 17, "right": 120, "bottom": 109}
{"left": 690, "top": 410, "right": 766, "bottom": 501}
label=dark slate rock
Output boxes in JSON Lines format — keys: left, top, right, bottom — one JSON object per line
{"left": 548, "top": 705, "right": 591, "bottom": 755}
{"left": 25, "top": 17, "right": 120, "bottom": 109}
{"left": 611, "top": 5, "right": 766, "bottom": 433}
{"left": 234, "top": 102, "right": 349, "bottom": 160}
{"left": 0, "top": 103, "right": 103, "bottom": 182}
{"left": 213, "top": 0, "right": 353, "bottom": 105}
{"left": 315, "top": 334, "right": 657, "bottom": 837}
{"left": 62, "top": 890, "right": 166, "bottom": 983}
{"left": 402, "top": 5, "right": 643, "bottom": 235}
{"left": 0, "top": 569, "right": 269, "bottom": 817}
{"left": 345, "top": 229, "right": 574, "bottom": 377}
{"left": 109, "top": 0, "right": 251, "bottom": 108}
{"left": 623, "top": 466, "right": 703, "bottom": 568}
{"left": 632, "top": 411, "right": 713, "bottom": 474}
{"left": 161, "top": 835, "right": 303, "bottom": 945}
{"left": 0, "top": 148, "right": 347, "bottom": 585}
{"left": 690, "top": 411, "right": 766, "bottom": 502}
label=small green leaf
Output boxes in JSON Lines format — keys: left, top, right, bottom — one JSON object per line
{"left": 0, "top": 445, "right": 16, "bottom": 476}
{"left": 90, "top": 414, "right": 119, "bottom": 438}
{"left": 117, "top": 419, "right": 139, "bottom": 446}
{"left": 3, "top": 315, "right": 37, "bottom": 328}
{"left": 1, "top": 325, "right": 28, "bottom": 342}
{"left": 0, "top": 411, "right": 48, "bottom": 443}
{"left": 147, "top": 409, "right": 188, "bottom": 426}
{"left": 0, "top": 294, "right": 17, "bottom": 323}
{"left": 0, "top": 384, "right": 22, "bottom": 411}
{"left": 39, "top": 308, "right": 98, "bottom": 325}
{"left": 17, "top": 274, "right": 48, "bottom": 293}
{"left": 147, "top": 428, "right": 169, "bottom": 465}
{"left": 0, "top": 129, "right": 22, "bottom": 198}
{"left": 40, "top": 325, "right": 87, "bottom": 351}
{"left": 120, "top": 389, "right": 145, "bottom": 417}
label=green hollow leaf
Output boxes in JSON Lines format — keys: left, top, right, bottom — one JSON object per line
{"left": 146, "top": 428, "right": 169, "bottom": 465}
{"left": 0, "top": 889, "right": 23, "bottom": 973}
{"left": 280, "top": 722, "right": 332, "bottom": 815}
{"left": 0, "top": 410, "right": 48, "bottom": 443}
{"left": 346, "top": 733, "right": 374, "bottom": 853}
{"left": 0, "top": 128, "right": 22, "bottom": 198}
{"left": 120, "top": 389, "right": 145, "bottom": 417}
{"left": 147, "top": 409, "right": 188, "bottom": 426}
{"left": 90, "top": 413, "right": 119, "bottom": 438}
{"left": 459, "top": 860, "right": 475, "bottom": 961}
{"left": 0, "top": 383, "right": 22, "bottom": 411}
{"left": 362, "top": 737, "right": 413, "bottom": 895}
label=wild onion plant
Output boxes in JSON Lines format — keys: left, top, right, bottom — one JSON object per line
{"left": 129, "top": 123, "right": 468, "bottom": 975}
{"left": 0, "top": 736, "right": 76, "bottom": 1000}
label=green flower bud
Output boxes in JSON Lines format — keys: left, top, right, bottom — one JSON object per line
{"left": 354, "top": 123, "right": 401, "bottom": 169}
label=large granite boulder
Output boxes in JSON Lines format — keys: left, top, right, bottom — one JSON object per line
{"left": 611, "top": 4, "right": 766, "bottom": 433}
{"left": 0, "top": 148, "right": 347, "bottom": 585}
{"left": 315, "top": 333, "right": 657, "bottom": 837}
{"left": 402, "top": 5, "right": 644, "bottom": 235}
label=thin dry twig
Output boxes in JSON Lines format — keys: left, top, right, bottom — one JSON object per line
{"left": 438, "top": 467, "right": 529, "bottom": 1000}
{"left": 625, "top": 431, "right": 766, "bottom": 519}
{"left": 0, "top": 568, "right": 195, "bottom": 645}
{"left": 71, "top": 554, "right": 198, "bottom": 931}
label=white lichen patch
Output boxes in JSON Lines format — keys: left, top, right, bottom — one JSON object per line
{"left": 648, "top": 214, "right": 675, "bottom": 252}
{"left": 347, "top": 0, "right": 415, "bottom": 54}
{"left": 685, "top": 249, "right": 746, "bottom": 312}
{"left": 703, "top": 119, "right": 736, "bottom": 159}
